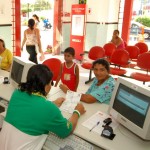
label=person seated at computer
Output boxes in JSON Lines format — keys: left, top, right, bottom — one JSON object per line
{"left": 60, "top": 59, "right": 115, "bottom": 104}
{"left": 0, "top": 39, "right": 13, "bottom": 71}
{"left": 110, "top": 29, "right": 125, "bottom": 49}
{"left": 0, "top": 64, "right": 85, "bottom": 149}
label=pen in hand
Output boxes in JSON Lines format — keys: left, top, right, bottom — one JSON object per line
{"left": 89, "top": 121, "right": 100, "bottom": 132}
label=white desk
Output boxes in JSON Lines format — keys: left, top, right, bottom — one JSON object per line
{"left": 49, "top": 89, "right": 150, "bottom": 150}
{"left": 0, "top": 70, "right": 150, "bottom": 150}
{"left": 0, "top": 69, "right": 9, "bottom": 77}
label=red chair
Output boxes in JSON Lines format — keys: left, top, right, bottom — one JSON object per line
{"left": 125, "top": 45, "right": 140, "bottom": 68}
{"left": 103, "top": 43, "right": 116, "bottom": 61}
{"left": 81, "top": 46, "right": 105, "bottom": 84}
{"left": 110, "top": 49, "right": 129, "bottom": 76}
{"left": 130, "top": 52, "right": 150, "bottom": 84}
{"left": 42, "top": 58, "right": 61, "bottom": 81}
{"left": 135, "top": 42, "right": 148, "bottom": 54}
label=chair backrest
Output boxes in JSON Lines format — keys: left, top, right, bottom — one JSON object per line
{"left": 125, "top": 45, "right": 140, "bottom": 60}
{"left": 110, "top": 49, "right": 129, "bottom": 66}
{"left": 103, "top": 43, "right": 116, "bottom": 58}
{"left": 135, "top": 42, "right": 148, "bottom": 54}
{"left": 42, "top": 58, "right": 61, "bottom": 81}
{"left": 137, "top": 52, "right": 150, "bottom": 70}
{"left": 88, "top": 46, "right": 105, "bottom": 60}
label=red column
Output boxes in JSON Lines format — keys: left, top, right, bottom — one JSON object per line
{"left": 121, "top": 0, "right": 134, "bottom": 43}
{"left": 53, "top": 0, "right": 63, "bottom": 54}
{"left": 15, "top": 0, "right": 21, "bottom": 56}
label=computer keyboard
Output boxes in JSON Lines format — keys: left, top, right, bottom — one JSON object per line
{"left": 42, "top": 133, "right": 93, "bottom": 150}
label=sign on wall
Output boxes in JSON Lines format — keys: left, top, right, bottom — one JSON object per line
{"left": 70, "top": 4, "right": 86, "bottom": 60}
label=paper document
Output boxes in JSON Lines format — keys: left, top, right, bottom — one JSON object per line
{"left": 82, "top": 111, "right": 119, "bottom": 135}
{"left": 60, "top": 90, "right": 82, "bottom": 114}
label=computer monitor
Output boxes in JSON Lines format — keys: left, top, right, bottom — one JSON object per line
{"left": 108, "top": 77, "right": 150, "bottom": 140}
{"left": 9, "top": 56, "right": 35, "bottom": 88}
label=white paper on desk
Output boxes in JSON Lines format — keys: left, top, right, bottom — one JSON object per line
{"left": 60, "top": 90, "right": 82, "bottom": 114}
{"left": 82, "top": 111, "right": 119, "bottom": 135}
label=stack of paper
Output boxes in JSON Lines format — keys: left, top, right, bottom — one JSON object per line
{"left": 60, "top": 90, "right": 82, "bottom": 113}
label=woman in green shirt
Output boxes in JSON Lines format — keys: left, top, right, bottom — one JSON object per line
{"left": 0, "top": 64, "right": 85, "bottom": 150}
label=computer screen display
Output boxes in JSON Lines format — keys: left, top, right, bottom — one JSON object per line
{"left": 10, "top": 60, "right": 24, "bottom": 84}
{"left": 113, "top": 83, "right": 150, "bottom": 128}
{"left": 109, "top": 77, "right": 150, "bottom": 140}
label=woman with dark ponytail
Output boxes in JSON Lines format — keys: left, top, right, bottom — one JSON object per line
{"left": 0, "top": 64, "right": 85, "bottom": 149}
{"left": 21, "top": 18, "right": 44, "bottom": 64}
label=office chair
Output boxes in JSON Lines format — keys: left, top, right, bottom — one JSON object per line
{"left": 130, "top": 52, "right": 150, "bottom": 84}
{"left": 42, "top": 58, "right": 62, "bottom": 81}
{"left": 81, "top": 46, "right": 105, "bottom": 84}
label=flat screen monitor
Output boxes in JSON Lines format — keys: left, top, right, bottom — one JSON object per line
{"left": 9, "top": 56, "right": 35, "bottom": 88}
{"left": 108, "top": 77, "right": 150, "bottom": 140}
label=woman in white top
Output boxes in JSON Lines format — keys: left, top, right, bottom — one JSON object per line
{"left": 33, "top": 14, "right": 40, "bottom": 29}
{"left": 21, "top": 19, "right": 44, "bottom": 64}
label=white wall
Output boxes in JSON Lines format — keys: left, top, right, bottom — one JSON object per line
{"left": 0, "top": 0, "right": 11, "bottom": 24}
{"left": 63, "top": 0, "right": 120, "bottom": 23}
{"left": 0, "top": 0, "right": 12, "bottom": 51}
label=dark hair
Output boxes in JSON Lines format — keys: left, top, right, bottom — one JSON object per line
{"left": 114, "top": 29, "right": 119, "bottom": 35}
{"left": 0, "top": 39, "right": 5, "bottom": 48}
{"left": 64, "top": 47, "right": 75, "bottom": 56}
{"left": 28, "top": 19, "right": 35, "bottom": 30}
{"left": 92, "top": 58, "right": 110, "bottom": 73}
{"left": 33, "top": 14, "right": 40, "bottom": 22}
{"left": 19, "top": 64, "right": 53, "bottom": 96}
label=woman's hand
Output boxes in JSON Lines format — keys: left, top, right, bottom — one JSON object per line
{"left": 74, "top": 103, "right": 86, "bottom": 116}
{"left": 53, "top": 97, "right": 65, "bottom": 107}
{"left": 59, "top": 84, "right": 69, "bottom": 93}
{"left": 39, "top": 53, "right": 45, "bottom": 61}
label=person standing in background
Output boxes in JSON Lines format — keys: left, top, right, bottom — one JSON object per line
{"left": 21, "top": 19, "right": 45, "bottom": 64}
{"left": 55, "top": 47, "right": 79, "bottom": 92}
{"left": 0, "top": 39, "right": 12, "bottom": 71}
{"left": 33, "top": 14, "right": 40, "bottom": 29}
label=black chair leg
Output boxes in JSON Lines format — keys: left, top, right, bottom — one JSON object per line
{"left": 85, "top": 69, "right": 94, "bottom": 84}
